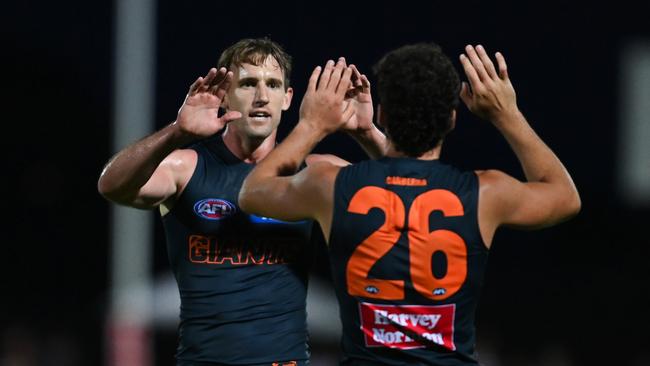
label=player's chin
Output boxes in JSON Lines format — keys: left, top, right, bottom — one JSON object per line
{"left": 242, "top": 124, "right": 272, "bottom": 139}
{"left": 246, "top": 117, "right": 278, "bottom": 134}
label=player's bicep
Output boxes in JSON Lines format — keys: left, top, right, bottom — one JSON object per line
{"left": 240, "top": 163, "right": 336, "bottom": 223}
{"left": 132, "top": 167, "right": 176, "bottom": 208}
{"left": 480, "top": 170, "right": 573, "bottom": 230}
{"left": 502, "top": 182, "right": 570, "bottom": 229}
{"left": 133, "top": 150, "right": 195, "bottom": 209}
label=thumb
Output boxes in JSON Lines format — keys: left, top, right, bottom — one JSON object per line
{"left": 341, "top": 101, "right": 355, "bottom": 125}
{"left": 221, "top": 110, "right": 242, "bottom": 123}
{"left": 459, "top": 82, "right": 472, "bottom": 106}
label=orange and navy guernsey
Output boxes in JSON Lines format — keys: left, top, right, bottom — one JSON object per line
{"left": 329, "top": 157, "right": 488, "bottom": 365}
{"left": 162, "top": 133, "right": 313, "bottom": 366}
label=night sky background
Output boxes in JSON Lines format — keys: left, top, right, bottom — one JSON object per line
{"left": 2, "top": 1, "right": 649, "bottom": 365}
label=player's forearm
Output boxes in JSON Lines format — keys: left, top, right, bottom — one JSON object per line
{"left": 347, "top": 124, "right": 387, "bottom": 159}
{"left": 495, "top": 110, "right": 581, "bottom": 208}
{"left": 240, "top": 120, "right": 326, "bottom": 212}
{"left": 252, "top": 120, "right": 325, "bottom": 180}
{"left": 97, "top": 121, "right": 192, "bottom": 203}
{"left": 495, "top": 111, "right": 559, "bottom": 181}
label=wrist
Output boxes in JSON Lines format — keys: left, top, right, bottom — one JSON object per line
{"left": 492, "top": 108, "right": 526, "bottom": 130}
{"left": 168, "top": 121, "right": 198, "bottom": 146}
{"left": 346, "top": 123, "right": 377, "bottom": 140}
{"left": 296, "top": 118, "right": 330, "bottom": 143}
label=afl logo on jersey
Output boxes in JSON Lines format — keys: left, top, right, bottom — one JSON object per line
{"left": 365, "top": 285, "right": 379, "bottom": 294}
{"left": 193, "top": 198, "right": 237, "bottom": 220}
{"left": 433, "top": 288, "right": 446, "bottom": 296}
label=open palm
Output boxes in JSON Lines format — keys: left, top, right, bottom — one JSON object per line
{"left": 176, "top": 67, "right": 242, "bottom": 138}
{"left": 341, "top": 65, "right": 374, "bottom": 132}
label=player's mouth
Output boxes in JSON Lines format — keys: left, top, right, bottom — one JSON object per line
{"left": 248, "top": 110, "right": 272, "bottom": 122}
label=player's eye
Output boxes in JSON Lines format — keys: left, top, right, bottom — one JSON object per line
{"left": 240, "top": 79, "right": 257, "bottom": 87}
{"left": 267, "top": 80, "right": 282, "bottom": 89}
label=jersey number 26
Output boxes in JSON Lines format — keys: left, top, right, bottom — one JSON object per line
{"left": 346, "top": 187, "right": 467, "bottom": 301}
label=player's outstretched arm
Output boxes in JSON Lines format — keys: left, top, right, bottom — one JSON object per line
{"left": 239, "top": 59, "right": 353, "bottom": 229}
{"left": 98, "top": 68, "right": 241, "bottom": 209}
{"left": 459, "top": 45, "right": 581, "bottom": 242}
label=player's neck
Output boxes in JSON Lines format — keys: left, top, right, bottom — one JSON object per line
{"left": 221, "top": 127, "right": 277, "bottom": 164}
{"left": 384, "top": 141, "right": 441, "bottom": 160}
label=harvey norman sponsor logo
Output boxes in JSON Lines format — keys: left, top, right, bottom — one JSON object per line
{"left": 359, "top": 302, "right": 456, "bottom": 351}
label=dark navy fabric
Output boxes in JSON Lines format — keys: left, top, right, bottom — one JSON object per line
{"left": 162, "top": 134, "right": 313, "bottom": 365}
{"left": 329, "top": 157, "right": 488, "bottom": 365}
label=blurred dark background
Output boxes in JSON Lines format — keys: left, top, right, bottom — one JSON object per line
{"left": 2, "top": 0, "right": 649, "bottom": 365}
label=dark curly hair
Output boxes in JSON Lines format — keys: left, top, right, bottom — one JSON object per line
{"left": 374, "top": 43, "right": 460, "bottom": 157}
{"left": 218, "top": 37, "right": 292, "bottom": 89}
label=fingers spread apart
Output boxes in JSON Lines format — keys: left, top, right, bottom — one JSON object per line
{"left": 188, "top": 67, "right": 231, "bottom": 97}
{"left": 460, "top": 45, "right": 508, "bottom": 94}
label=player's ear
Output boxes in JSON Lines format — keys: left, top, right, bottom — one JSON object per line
{"left": 282, "top": 87, "right": 293, "bottom": 111}
{"left": 449, "top": 109, "right": 457, "bottom": 131}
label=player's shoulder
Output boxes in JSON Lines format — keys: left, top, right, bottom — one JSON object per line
{"left": 475, "top": 169, "right": 522, "bottom": 202}
{"left": 304, "top": 158, "right": 343, "bottom": 179}
{"left": 475, "top": 169, "right": 514, "bottom": 183}
{"left": 163, "top": 148, "right": 198, "bottom": 168}
{"left": 306, "top": 153, "right": 351, "bottom": 167}
{"left": 157, "top": 149, "right": 200, "bottom": 191}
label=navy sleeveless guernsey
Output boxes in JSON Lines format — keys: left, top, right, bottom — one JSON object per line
{"left": 162, "top": 133, "right": 313, "bottom": 366}
{"left": 329, "top": 157, "right": 488, "bottom": 365}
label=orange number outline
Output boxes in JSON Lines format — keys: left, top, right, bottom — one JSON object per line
{"left": 346, "top": 187, "right": 467, "bottom": 301}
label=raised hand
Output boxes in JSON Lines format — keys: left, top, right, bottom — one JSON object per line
{"left": 299, "top": 58, "right": 354, "bottom": 134}
{"left": 459, "top": 45, "right": 518, "bottom": 125}
{"left": 341, "top": 64, "right": 374, "bottom": 133}
{"left": 175, "top": 67, "right": 242, "bottom": 138}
